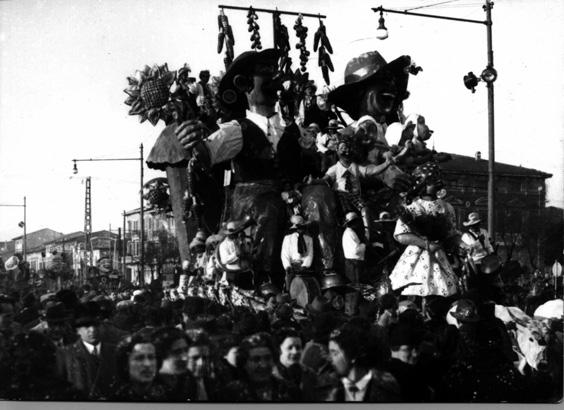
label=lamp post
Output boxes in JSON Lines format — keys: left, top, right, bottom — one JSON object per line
{"left": 372, "top": 0, "right": 497, "bottom": 237}
{"left": 72, "top": 144, "right": 145, "bottom": 282}
{"left": 0, "top": 196, "right": 27, "bottom": 262}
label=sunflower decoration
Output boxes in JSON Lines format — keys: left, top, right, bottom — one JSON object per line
{"left": 124, "top": 63, "right": 176, "bottom": 126}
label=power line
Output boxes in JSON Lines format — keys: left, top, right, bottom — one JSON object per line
{"left": 405, "top": 0, "right": 465, "bottom": 11}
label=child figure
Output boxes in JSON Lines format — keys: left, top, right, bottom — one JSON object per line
{"left": 323, "top": 136, "right": 394, "bottom": 240}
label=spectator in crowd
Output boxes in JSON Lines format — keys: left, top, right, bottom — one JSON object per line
{"left": 186, "top": 332, "right": 218, "bottom": 401}
{"left": 325, "top": 322, "right": 400, "bottom": 402}
{"left": 57, "top": 302, "right": 117, "bottom": 400}
{"left": 218, "top": 332, "right": 300, "bottom": 401}
{"left": 461, "top": 212, "right": 495, "bottom": 274}
{"left": 152, "top": 327, "right": 196, "bottom": 401}
{"left": 272, "top": 327, "right": 317, "bottom": 401}
{"left": 111, "top": 333, "right": 168, "bottom": 401}
{"left": 1, "top": 331, "right": 84, "bottom": 400}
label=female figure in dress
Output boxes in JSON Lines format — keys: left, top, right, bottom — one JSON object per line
{"left": 389, "top": 162, "right": 461, "bottom": 297}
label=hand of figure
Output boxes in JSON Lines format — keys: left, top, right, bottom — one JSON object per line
{"left": 175, "top": 119, "right": 209, "bottom": 150}
{"left": 428, "top": 242, "right": 441, "bottom": 253}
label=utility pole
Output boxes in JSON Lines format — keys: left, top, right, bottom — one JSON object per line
{"left": 84, "top": 177, "right": 93, "bottom": 267}
{"left": 485, "top": 0, "right": 496, "bottom": 239}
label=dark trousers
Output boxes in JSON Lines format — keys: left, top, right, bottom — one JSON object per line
{"left": 345, "top": 259, "right": 364, "bottom": 285}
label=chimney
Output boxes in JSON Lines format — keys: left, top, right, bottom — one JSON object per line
{"left": 475, "top": 151, "right": 481, "bottom": 161}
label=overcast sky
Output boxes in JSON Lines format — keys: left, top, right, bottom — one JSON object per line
{"left": 1, "top": 0, "right": 563, "bottom": 241}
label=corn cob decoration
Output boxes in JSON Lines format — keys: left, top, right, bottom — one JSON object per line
{"left": 247, "top": 7, "right": 262, "bottom": 50}
{"left": 314, "top": 19, "right": 334, "bottom": 85}
{"left": 293, "top": 14, "right": 310, "bottom": 74}
{"left": 217, "top": 9, "right": 235, "bottom": 69}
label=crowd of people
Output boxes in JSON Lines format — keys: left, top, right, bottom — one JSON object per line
{"left": 0, "top": 259, "right": 562, "bottom": 402}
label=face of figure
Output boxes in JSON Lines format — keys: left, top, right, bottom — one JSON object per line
{"left": 360, "top": 72, "right": 401, "bottom": 120}
{"left": 247, "top": 63, "right": 279, "bottom": 109}
{"left": 160, "top": 338, "right": 189, "bottom": 375}
{"left": 337, "top": 142, "right": 351, "bottom": 160}
{"left": 129, "top": 343, "right": 157, "bottom": 384}
{"left": 224, "top": 346, "right": 239, "bottom": 367}
{"left": 317, "top": 94, "right": 328, "bottom": 110}
{"left": 392, "top": 345, "right": 419, "bottom": 365}
{"left": 76, "top": 324, "right": 100, "bottom": 345}
{"left": 328, "top": 340, "right": 351, "bottom": 376}
{"left": 245, "top": 346, "right": 274, "bottom": 384}
{"left": 187, "top": 345, "right": 211, "bottom": 378}
{"left": 279, "top": 336, "right": 302, "bottom": 368}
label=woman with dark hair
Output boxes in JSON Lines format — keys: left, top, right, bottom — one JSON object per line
{"left": 0, "top": 331, "right": 84, "bottom": 400}
{"left": 217, "top": 332, "right": 300, "bottom": 401}
{"left": 324, "top": 322, "right": 400, "bottom": 402}
{"left": 272, "top": 327, "right": 317, "bottom": 401}
{"left": 151, "top": 326, "right": 196, "bottom": 401}
{"left": 111, "top": 332, "right": 168, "bottom": 401}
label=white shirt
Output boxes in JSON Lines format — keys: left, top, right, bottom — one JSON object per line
{"left": 218, "top": 237, "right": 241, "bottom": 270}
{"left": 342, "top": 370, "right": 373, "bottom": 402}
{"left": 82, "top": 340, "right": 101, "bottom": 356}
{"left": 316, "top": 133, "right": 329, "bottom": 153}
{"left": 204, "top": 111, "right": 287, "bottom": 166}
{"left": 342, "top": 227, "right": 366, "bottom": 260}
{"left": 461, "top": 228, "right": 494, "bottom": 263}
{"left": 280, "top": 232, "right": 314, "bottom": 270}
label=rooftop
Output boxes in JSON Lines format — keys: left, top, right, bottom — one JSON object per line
{"left": 441, "top": 153, "right": 552, "bottom": 179}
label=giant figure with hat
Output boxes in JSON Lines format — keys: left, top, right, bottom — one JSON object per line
{"left": 169, "top": 48, "right": 305, "bottom": 290}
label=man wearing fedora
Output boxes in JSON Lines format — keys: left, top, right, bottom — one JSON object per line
{"left": 217, "top": 220, "right": 254, "bottom": 289}
{"left": 342, "top": 212, "right": 368, "bottom": 286}
{"left": 461, "top": 212, "right": 494, "bottom": 274}
{"left": 317, "top": 119, "right": 341, "bottom": 174}
{"left": 57, "top": 301, "right": 117, "bottom": 400}
{"left": 280, "top": 214, "right": 314, "bottom": 292}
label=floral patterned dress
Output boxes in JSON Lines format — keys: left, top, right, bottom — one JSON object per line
{"left": 389, "top": 198, "right": 459, "bottom": 297}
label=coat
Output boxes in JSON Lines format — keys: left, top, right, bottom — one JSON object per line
{"left": 57, "top": 339, "right": 117, "bottom": 400}
{"left": 318, "top": 368, "right": 401, "bottom": 402}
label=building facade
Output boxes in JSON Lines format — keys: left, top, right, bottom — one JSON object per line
{"left": 441, "top": 153, "right": 553, "bottom": 269}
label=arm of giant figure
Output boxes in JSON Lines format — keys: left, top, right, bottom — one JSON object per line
{"left": 176, "top": 119, "right": 243, "bottom": 166}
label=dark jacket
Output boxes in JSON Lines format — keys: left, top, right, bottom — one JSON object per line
{"left": 57, "top": 339, "right": 117, "bottom": 400}
{"left": 382, "top": 358, "right": 432, "bottom": 402}
{"left": 318, "top": 368, "right": 401, "bottom": 402}
{"left": 273, "top": 362, "right": 318, "bottom": 401}
{"left": 216, "top": 375, "right": 300, "bottom": 402}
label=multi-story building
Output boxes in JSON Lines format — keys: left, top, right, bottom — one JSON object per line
{"left": 123, "top": 207, "right": 178, "bottom": 284}
{"left": 441, "top": 152, "right": 553, "bottom": 269}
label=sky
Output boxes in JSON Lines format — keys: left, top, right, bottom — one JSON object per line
{"left": 0, "top": 0, "right": 563, "bottom": 241}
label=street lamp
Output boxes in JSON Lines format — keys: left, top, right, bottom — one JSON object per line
{"left": 72, "top": 144, "right": 145, "bottom": 281}
{"left": 0, "top": 197, "right": 27, "bottom": 262}
{"left": 372, "top": 0, "right": 497, "bottom": 237}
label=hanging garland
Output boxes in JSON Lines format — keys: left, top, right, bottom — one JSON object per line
{"left": 273, "top": 10, "right": 292, "bottom": 77}
{"left": 313, "top": 19, "right": 334, "bottom": 85}
{"left": 217, "top": 9, "right": 235, "bottom": 69}
{"left": 247, "top": 7, "right": 262, "bottom": 50}
{"left": 293, "top": 14, "right": 310, "bottom": 74}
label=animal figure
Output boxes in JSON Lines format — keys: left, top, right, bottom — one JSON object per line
{"left": 494, "top": 305, "right": 548, "bottom": 372}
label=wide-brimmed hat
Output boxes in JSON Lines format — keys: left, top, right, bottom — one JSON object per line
{"left": 225, "top": 221, "right": 243, "bottom": 235}
{"left": 4, "top": 255, "right": 20, "bottom": 271}
{"left": 449, "top": 299, "right": 480, "bottom": 323}
{"left": 320, "top": 272, "right": 351, "bottom": 291}
{"left": 189, "top": 230, "right": 208, "bottom": 250}
{"left": 463, "top": 212, "right": 481, "bottom": 227}
{"left": 305, "top": 295, "right": 332, "bottom": 315}
{"left": 290, "top": 214, "right": 306, "bottom": 229}
{"left": 534, "top": 299, "right": 564, "bottom": 320}
{"left": 218, "top": 48, "right": 281, "bottom": 113}
{"left": 73, "top": 302, "right": 101, "bottom": 328}
{"left": 343, "top": 212, "right": 360, "bottom": 226}
{"left": 45, "top": 302, "right": 71, "bottom": 325}
{"left": 328, "top": 51, "right": 412, "bottom": 120}
{"left": 326, "top": 119, "right": 344, "bottom": 131}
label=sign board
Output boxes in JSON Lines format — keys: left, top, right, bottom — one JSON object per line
{"left": 552, "top": 261, "right": 562, "bottom": 278}
{"left": 97, "top": 257, "right": 113, "bottom": 274}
